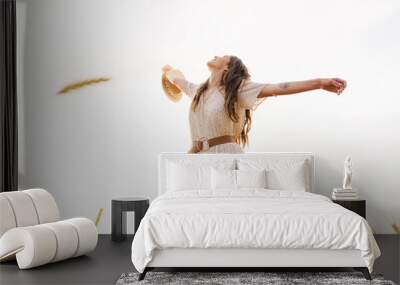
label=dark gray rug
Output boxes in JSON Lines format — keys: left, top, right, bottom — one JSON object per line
{"left": 116, "top": 271, "right": 396, "bottom": 285}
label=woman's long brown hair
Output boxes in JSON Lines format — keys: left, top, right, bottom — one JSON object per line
{"left": 191, "top": 56, "right": 252, "bottom": 148}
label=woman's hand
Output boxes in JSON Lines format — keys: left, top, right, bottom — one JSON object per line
{"left": 162, "top": 65, "right": 177, "bottom": 83}
{"left": 162, "top": 65, "right": 185, "bottom": 84}
{"left": 162, "top": 65, "right": 174, "bottom": 73}
{"left": 320, "top": 78, "right": 347, "bottom": 95}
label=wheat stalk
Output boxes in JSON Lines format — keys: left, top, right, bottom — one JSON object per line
{"left": 58, "top": 77, "right": 111, "bottom": 94}
{"left": 95, "top": 208, "right": 104, "bottom": 227}
{"left": 392, "top": 223, "right": 400, "bottom": 234}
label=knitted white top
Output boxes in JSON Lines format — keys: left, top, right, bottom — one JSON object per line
{"left": 180, "top": 78, "right": 268, "bottom": 153}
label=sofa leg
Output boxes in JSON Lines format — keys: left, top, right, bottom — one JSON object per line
{"left": 138, "top": 268, "right": 148, "bottom": 281}
{"left": 354, "top": 267, "right": 371, "bottom": 280}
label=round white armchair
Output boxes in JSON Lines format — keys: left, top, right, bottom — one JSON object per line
{"left": 0, "top": 189, "right": 98, "bottom": 269}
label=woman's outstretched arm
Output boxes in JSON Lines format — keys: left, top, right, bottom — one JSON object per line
{"left": 258, "top": 78, "right": 347, "bottom": 98}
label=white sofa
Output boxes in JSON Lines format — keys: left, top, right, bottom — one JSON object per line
{"left": 0, "top": 188, "right": 98, "bottom": 269}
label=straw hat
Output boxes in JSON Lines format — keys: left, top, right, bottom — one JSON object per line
{"left": 161, "top": 67, "right": 185, "bottom": 102}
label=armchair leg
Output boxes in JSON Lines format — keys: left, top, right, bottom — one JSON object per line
{"left": 138, "top": 268, "right": 148, "bottom": 281}
{"left": 354, "top": 267, "right": 372, "bottom": 280}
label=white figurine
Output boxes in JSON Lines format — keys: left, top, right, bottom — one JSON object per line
{"left": 342, "top": 155, "right": 353, "bottom": 190}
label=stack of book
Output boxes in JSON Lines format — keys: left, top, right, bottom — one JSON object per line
{"left": 332, "top": 188, "right": 359, "bottom": 200}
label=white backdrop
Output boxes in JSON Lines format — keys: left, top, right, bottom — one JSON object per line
{"left": 16, "top": 0, "right": 400, "bottom": 233}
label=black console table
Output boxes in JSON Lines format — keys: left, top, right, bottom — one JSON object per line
{"left": 111, "top": 197, "right": 149, "bottom": 241}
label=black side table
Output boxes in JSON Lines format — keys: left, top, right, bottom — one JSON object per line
{"left": 332, "top": 199, "right": 366, "bottom": 219}
{"left": 111, "top": 197, "right": 149, "bottom": 242}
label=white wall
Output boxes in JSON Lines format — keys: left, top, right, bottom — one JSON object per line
{"left": 17, "top": 0, "right": 400, "bottom": 233}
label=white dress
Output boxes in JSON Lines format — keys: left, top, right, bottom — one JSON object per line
{"left": 180, "top": 78, "right": 268, "bottom": 153}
